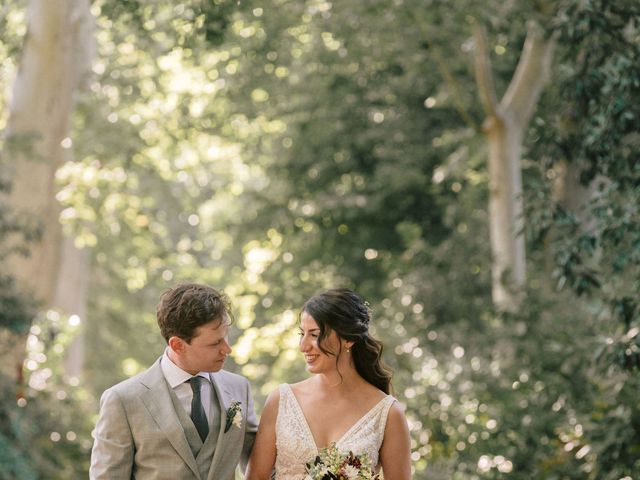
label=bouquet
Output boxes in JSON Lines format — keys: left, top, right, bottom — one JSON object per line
{"left": 305, "top": 443, "right": 380, "bottom": 480}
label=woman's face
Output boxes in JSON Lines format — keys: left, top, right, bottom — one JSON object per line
{"left": 299, "top": 311, "right": 345, "bottom": 374}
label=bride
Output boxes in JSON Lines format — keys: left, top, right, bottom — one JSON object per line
{"left": 246, "top": 288, "right": 411, "bottom": 479}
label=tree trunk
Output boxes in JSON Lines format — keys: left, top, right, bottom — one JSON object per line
{"left": 474, "top": 22, "right": 556, "bottom": 311}
{"left": 551, "top": 160, "right": 599, "bottom": 225}
{"left": 2, "top": 0, "right": 94, "bottom": 384}
{"left": 484, "top": 114, "right": 526, "bottom": 309}
{"left": 545, "top": 160, "right": 601, "bottom": 284}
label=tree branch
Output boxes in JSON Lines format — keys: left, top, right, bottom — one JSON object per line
{"left": 473, "top": 24, "right": 499, "bottom": 118}
{"left": 501, "top": 21, "right": 557, "bottom": 125}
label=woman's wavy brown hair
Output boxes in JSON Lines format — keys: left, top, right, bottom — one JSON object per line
{"left": 302, "top": 288, "right": 392, "bottom": 394}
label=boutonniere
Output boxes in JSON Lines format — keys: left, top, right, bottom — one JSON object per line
{"left": 224, "top": 401, "right": 243, "bottom": 433}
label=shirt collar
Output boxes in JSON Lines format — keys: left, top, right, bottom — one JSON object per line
{"left": 160, "top": 348, "right": 209, "bottom": 388}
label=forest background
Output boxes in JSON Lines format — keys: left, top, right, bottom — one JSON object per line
{"left": 0, "top": 0, "right": 638, "bottom": 478}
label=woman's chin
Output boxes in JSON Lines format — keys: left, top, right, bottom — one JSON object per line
{"left": 305, "top": 364, "right": 320, "bottom": 373}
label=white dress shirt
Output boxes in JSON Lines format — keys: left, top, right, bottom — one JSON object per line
{"left": 160, "top": 349, "right": 213, "bottom": 423}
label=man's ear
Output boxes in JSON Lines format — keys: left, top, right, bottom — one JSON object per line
{"left": 168, "top": 336, "right": 185, "bottom": 354}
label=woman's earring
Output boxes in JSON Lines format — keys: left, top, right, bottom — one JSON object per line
{"left": 346, "top": 348, "right": 351, "bottom": 353}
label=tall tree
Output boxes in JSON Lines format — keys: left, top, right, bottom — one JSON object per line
{"left": 474, "top": 21, "right": 555, "bottom": 310}
{"left": 1, "top": 0, "right": 94, "bottom": 382}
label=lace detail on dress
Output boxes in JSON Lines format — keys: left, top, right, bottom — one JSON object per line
{"left": 274, "top": 384, "right": 395, "bottom": 480}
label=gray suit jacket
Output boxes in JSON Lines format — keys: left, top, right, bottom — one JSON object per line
{"left": 89, "top": 359, "right": 257, "bottom": 480}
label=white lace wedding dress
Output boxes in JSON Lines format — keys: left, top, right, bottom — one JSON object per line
{"left": 274, "top": 383, "right": 396, "bottom": 480}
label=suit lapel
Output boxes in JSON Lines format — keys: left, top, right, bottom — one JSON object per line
{"left": 207, "top": 372, "right": 232, "bottom": 479}
{"left": 140, "top": 360, "right": 201, "bottom": 479}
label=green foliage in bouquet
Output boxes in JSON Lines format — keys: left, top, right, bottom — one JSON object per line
{"left": 306, "top": 443, "right": 380, "bottom": 480}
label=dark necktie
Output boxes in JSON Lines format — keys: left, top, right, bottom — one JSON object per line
{"left": 187, "top": 376, "right": 209, "bottom": 441}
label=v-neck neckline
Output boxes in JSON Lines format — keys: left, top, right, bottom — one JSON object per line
{"left": 284, "top": 383, "right": 388, "bottom": 452}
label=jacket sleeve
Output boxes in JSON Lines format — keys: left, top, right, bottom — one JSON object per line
{"left": 239, "top": 378, "right": 258, "bottom": 475}
{"left": 89, "top": 387, "right": 135, "bottom": 479}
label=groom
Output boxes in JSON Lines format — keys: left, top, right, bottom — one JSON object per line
{"left": 90, "top": 283, "right": 257, "bottom": 479}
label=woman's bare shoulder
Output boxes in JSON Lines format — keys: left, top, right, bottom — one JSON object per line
{"left": 385, "top": 400, "right": 409, "bottom": 431}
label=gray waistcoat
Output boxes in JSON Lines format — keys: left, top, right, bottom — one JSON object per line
{"left": 167, "top": 380, "right": 221, "bottom": 479}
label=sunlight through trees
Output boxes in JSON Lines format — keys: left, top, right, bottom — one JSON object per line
{"left": 0, "top": 0, "right": 638, "bottom": 478}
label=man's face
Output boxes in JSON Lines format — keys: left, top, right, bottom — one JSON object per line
{"left": 172, "top": 315, "right": 232, "bottom": 374}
